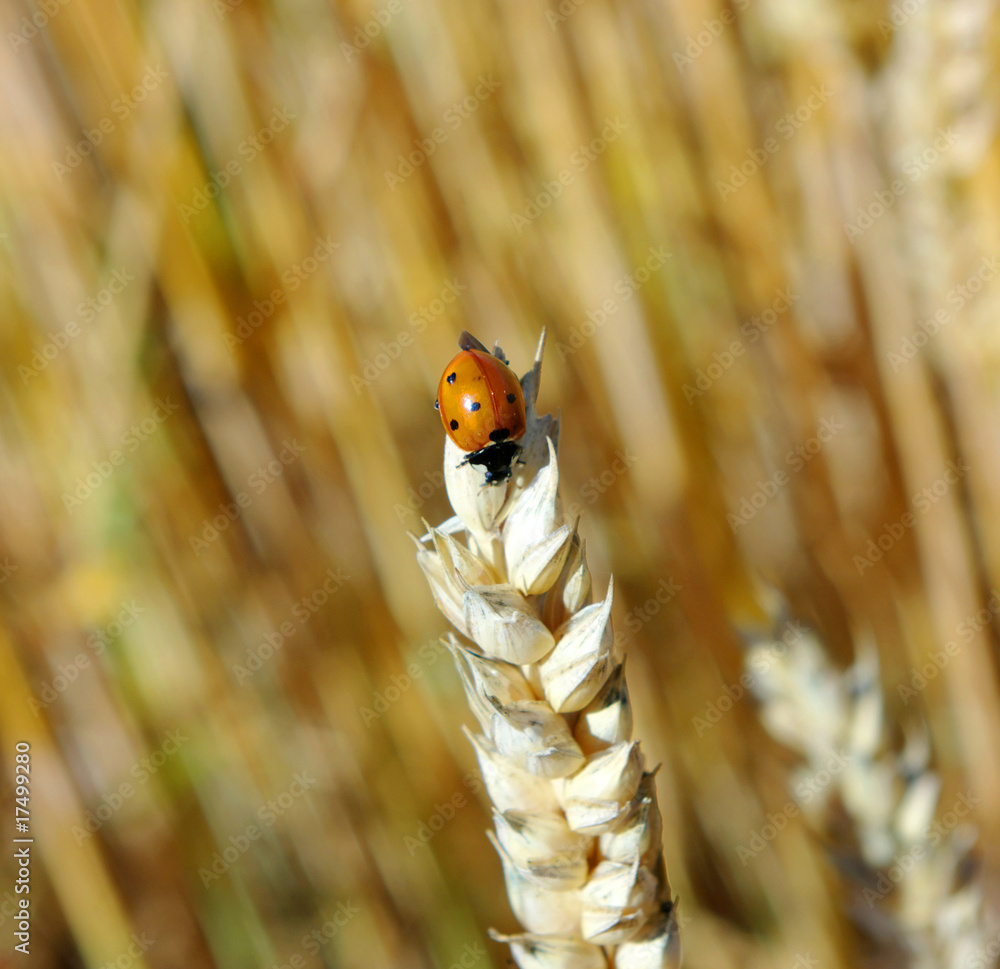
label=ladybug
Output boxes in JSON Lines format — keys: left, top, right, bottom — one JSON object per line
{"left": 435, "top": 331, "right": 527, "bottom": 485}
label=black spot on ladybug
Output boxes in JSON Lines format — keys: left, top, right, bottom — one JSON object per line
{"left": 489, "top": 428, "right": 510, "bottom": 442}
{"left": 447, "top": 373, "right": 457, "bottom": 384}
{"left": 506, "top": 393, "right": 516, "bottom": 403}
{"left": 469, "top": 401, "right": 481, "bottom": 411}
{"left": 450, "top": 419, "right": 459, "bottom": 430}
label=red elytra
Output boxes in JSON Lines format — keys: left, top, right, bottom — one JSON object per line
{"left": 436, "top": 336, "right": 526, "bottom": 453}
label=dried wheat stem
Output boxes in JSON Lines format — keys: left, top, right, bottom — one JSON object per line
{"left": 748, "top": 619, "right": 990, "bottom": 969}
{"left": 413, "top": 332, "right": 680, "bottom": 969}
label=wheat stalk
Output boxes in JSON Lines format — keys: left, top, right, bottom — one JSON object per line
{"left": 747, "top": 616, "right": 991, "bottom": 969}
{"left": 412, "top": 331, "right": 680, "bottom": 969}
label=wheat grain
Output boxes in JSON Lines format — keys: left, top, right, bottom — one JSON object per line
{"left": 414, "top": 332, "right": 680, "bottom": 969}
{"left": 747, "top": 617, "right": 992, "bottom": 969}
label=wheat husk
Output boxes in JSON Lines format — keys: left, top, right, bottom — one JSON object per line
{"left": 415, "top": 332, "right": 680, "bottom": 968}
{"left": 748, "top": 620, "right": 992, "bottom": 969}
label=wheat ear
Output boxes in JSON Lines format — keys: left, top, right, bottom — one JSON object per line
{"left": 748, "top": 619, "right": 989, "bottom": 969}
{"left": 413, "top": 331, "right": 680, "bottom": 969}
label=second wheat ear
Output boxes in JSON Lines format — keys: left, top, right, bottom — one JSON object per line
{"left": 748, "top": 621, "right": 989, "bottom": 969}
{"left": 413, "top": 331, "right": 681, "bottom": 969}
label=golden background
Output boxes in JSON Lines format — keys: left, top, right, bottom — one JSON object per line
{"left": 1, "top": 0, "right": 999, "bottom": 966}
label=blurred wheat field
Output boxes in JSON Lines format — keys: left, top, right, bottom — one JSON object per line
{"left": 2, "top": 0, "right": 1000, "bottom": 966}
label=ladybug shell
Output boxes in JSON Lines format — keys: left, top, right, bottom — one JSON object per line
{"left": 437, "top": 348, "right": 527, "bottom": 452}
